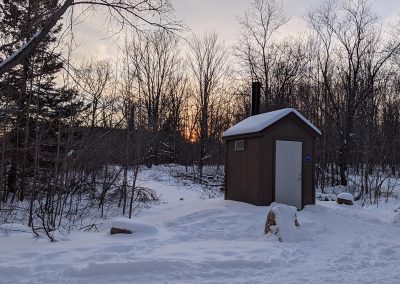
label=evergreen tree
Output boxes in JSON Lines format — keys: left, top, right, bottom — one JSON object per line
{"left": 0, "top": 0, "right": 85, "bottom": 201}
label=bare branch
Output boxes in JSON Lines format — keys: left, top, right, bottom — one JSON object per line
{"left": 0, "top": 0, "right": 182, "bottom": 77}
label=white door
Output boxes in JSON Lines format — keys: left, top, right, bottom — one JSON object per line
{"left": 275, "top": 140, "right": 302, "bottom": 209}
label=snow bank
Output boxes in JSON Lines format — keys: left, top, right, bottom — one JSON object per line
{"left": 337, "top": 193, "right": 354, "bottom": 202}
{"left": 316, "top": 192, "right": 336, "bottom": 201}
{"left": 394, "top": 211, "right": 400, "bottom": 224}
{"left": 265, "top": 204, "right": 305, "bottom": 242}
{"left": 0, "top": 223, "right": 31, "bottom": 235}
{"left": 110, "top": 218, "right": 158, "bottom": 236}
{"left": 4, "top": 166, "right": 400, "bottom": 283}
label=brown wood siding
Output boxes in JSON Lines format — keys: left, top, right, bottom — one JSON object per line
{"left": 261, "top": 114, "right": 315, "bottom": 208}
{"left": 225, "top": 112, "right": 318, "bottom": 209}
{"left": 225, "top": 137, "right": 262, "bottom": 205}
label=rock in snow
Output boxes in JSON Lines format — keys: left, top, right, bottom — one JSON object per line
{"left": 336, "top": 192, "right": 354, "bottom": 205}
{"left": 110, "top": 228, "right": 132, "bottom": 235}
{"left": 110, "top": 217, "right": 158, "bottom": 236}
{"left": 264, "top": 203, "right": 301, "bottom": 242}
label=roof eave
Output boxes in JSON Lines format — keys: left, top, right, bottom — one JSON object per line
{"left": 222, "top": 131, "right": 263, "bottom": 140}
{"left": 223, "top": 113, "right": 322, "bottom": 140}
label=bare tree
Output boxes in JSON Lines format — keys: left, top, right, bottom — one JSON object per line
{"left": 0, "top": 0, "right": 181, "bottom": 76}
{"left": 307, "top": 0, "right": 400, "bottom": 186}
{"left": 75, "top": 59, "right": 113, "bottom": 128}
{"left": 187, "top": 31, "right": 228, "bottom": 177}
{"left": 127, "top": 29, "right": 182, "bottom": 165}
{"left": 236, "top": 0, "right": 288, "bottom": 110}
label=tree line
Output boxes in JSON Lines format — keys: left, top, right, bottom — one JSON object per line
{"left": 1, "top": 0, "right": 400, "bottom": 237}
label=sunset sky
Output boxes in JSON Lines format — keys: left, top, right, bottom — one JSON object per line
{"left": 71, "top": 0, "right": 400, "bottom": 61}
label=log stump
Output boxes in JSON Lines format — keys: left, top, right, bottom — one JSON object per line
{"left": 336, "top": 193, "right": 354, "bottom": 206}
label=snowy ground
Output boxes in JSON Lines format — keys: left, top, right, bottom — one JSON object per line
{"left": 2, "top": 167, "right": 400, "bottom": 283}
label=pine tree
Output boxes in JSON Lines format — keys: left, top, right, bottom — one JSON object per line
{"left": 0, "top": 0, "right": 85, "bottom": 202}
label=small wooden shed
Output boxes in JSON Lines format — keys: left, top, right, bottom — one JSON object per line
{"left": 222, "top": 108, "right": 321, "bottom": 209}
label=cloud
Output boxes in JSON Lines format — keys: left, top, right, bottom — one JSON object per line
{"left": 70, "top": 0, "right": 400, "bottom": 59}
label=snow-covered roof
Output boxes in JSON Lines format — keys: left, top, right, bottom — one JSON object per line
{"left": 223, "top": 108, "right": 321, "bottom": 138}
